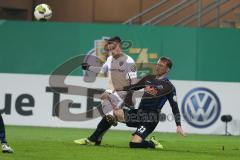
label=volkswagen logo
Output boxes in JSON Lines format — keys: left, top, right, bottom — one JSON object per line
{"left": 181, "top": 87, "right": 221, "bottom": 128}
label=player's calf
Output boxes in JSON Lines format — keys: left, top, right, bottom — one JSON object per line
{"left": 113, "top": 108, "right": 125, "bottom": 123}
{"left": 129, "top": 134, "right": 163, "bottom": 149}
{"left": 129, "top": 134, "right": 155, "bottom": 149}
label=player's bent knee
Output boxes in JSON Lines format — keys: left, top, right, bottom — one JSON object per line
{"left": 113, "top": 110, "right": 118, "bottom": 117}
{"left": 113, "top": 109, "right": 121, "bottom": 117}
{"left": 113, "top": 109, "right": 125, "bottom": 122}
{"left": 131, "top": 134, "right": 142, "bottom": 143}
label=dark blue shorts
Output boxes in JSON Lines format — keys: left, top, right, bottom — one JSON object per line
{"left": 123, "top": 108, "right": 159, "bottom": 139}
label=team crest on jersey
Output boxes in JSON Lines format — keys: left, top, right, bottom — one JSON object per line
{"left": 119, "top": 61, "right": 124, "bottom": 66}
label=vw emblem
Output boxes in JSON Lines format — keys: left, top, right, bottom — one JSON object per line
{"left": 181, "top": 87, "right": 221, "bottom": 128}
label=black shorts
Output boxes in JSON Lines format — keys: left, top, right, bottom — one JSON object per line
{"left": 123, "top": 108, "right": 159, "bottom": 139}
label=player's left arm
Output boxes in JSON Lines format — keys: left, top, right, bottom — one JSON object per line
{"left": 126, "top": 58, "right": 137, "bottom": 85}
{"left": 167, "top": 87, "right": 186, "bottom": 137}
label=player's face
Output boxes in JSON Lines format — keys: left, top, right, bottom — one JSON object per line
{"left": 104, "top": 42, "right": 121, "bottom": 58}
{"left": 156, "top": 60, "right": 169, "bottom": 76}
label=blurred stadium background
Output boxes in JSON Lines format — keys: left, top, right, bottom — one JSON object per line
{"left": 0, "top": 0, "right": 240, "bottom": 160}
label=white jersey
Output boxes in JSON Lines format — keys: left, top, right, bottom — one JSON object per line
{"left": 88, "top": 54, "right": 137, "bottom": 90}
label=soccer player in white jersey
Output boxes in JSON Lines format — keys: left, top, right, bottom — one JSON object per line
{"left": 74, "top": 36, "right": 137, "bottom": 145}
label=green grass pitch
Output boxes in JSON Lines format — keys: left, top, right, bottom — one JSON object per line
{"left": 1, "top": 126, "right": 240, "bottom": 160}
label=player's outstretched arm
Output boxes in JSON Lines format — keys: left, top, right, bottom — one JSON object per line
{"left": 122, "top": 75, "right": 150, "bottom": 91}
{"left": 81, "top": 60, "right": 109, "bottom": 75}
{"left": 81, "top": 63, "right": 102, "bottom": 73}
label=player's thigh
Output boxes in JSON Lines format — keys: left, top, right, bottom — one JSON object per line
{"left": 113, "top": 108, "right": 138, "bottom": 123}
{"left": 109, "top": 91, "right": 126, "bottom": 107}
{"left": 101, "top": 90, "right": 126, "bottom": 108}
{"left": 124, "top": 109, "right": 140, "bottom": 127}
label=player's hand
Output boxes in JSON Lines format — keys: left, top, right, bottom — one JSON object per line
{"left": 82, "top": 63, "right": 90, "bottom": 70}
{"left": 176, "top": 125, "right": 186, "bottom": 137}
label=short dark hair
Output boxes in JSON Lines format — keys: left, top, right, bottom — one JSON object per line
{"left": 106, "top": 36, "right": 121, "bottom": 43}
{"left": 159, "top": 57, "right": 173, "bottom": 69}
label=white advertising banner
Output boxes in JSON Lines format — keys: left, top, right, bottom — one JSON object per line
{"left": 1, "top": 73, "right": 240, "bottom": 135}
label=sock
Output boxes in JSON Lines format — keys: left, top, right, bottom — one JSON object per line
{"left": 88, "top": 116, "right": 112, "bottom": 142}
{"left": 0, "top": 114, "right": 7, "bottom": 144}
{"left": 129, "top": 140, "right": 155, "bottom": 148}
